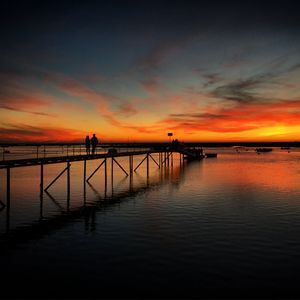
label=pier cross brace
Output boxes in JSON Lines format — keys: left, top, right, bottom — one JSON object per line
{"left": 44, "top": 162, "right": 71, "bottom": 191}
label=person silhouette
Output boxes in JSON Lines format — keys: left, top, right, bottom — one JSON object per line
{"left": 85, "top": 135, "right": 90, "bottom": 155}
{"left": 90, "top": 133, "right": 98, "bottom": 154}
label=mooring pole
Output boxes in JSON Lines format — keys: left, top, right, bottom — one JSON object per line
{"left": 171, "top": 152, "right": 173, "bottom": 167}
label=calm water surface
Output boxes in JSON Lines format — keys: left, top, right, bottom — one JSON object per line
{"left": 1, "top": 147, "right": 300, "bottom": 298}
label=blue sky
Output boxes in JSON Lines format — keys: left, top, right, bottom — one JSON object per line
{"left": 1, "top": 0, "right": 300, "bottom": 142}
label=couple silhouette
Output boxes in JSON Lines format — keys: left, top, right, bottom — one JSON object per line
{"left": 85, "top": 134, "right": 98, "bottom": 155}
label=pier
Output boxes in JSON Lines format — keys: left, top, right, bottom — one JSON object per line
{"left": 0, "top": 146, "right": 206, "bottom": 216}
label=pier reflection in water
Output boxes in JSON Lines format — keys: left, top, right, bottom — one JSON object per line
{"left": 1, "top": 148, "right": 300, "bottom": 298}
{"left": 0, "top": 152, "right": 183, "bottom": 235}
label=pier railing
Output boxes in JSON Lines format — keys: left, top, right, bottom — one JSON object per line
{"left": 0, "top": 144, "right": 151, "bottom": 161}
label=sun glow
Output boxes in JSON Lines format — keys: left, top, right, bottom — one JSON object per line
{"left": 259, "top": 126, "right": 289, "bottom": 137}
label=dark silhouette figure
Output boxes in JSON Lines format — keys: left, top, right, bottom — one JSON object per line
{"left": 90, "top": 133, "right": 99, "bottom": 154}
{"left": 85, "top": 135, "right": 90, "bottom": 155}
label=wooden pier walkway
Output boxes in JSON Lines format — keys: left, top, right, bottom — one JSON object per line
{"left": 0, "top": 147, "right": 206, "bottom": 213}
{"left": 0, "top": 146, "right": 209, "bottom": 236}
{"left": 0, "top": 149, "right": 160, "bottom": 169}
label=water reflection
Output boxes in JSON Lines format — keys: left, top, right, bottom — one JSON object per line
{"left": 1, "top": 150, "right": 300, "bottom": 298}
{"left": 0, "top": 159, "right": 189, "bottom": 249}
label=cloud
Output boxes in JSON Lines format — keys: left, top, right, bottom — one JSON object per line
{"left": 202, "top": 73, "right": 223, "bottom": 88}
{"left": 169, "top": 113, "right": 227, "bottom": 119}
{"left": 140, "top": 78, "right": 161, "bottom": 94}
{"left": 211, "top": 73, "right": 277, "bottom": 103}
{"left": 159, "top": 99, "right": 300, "bottom": 133}
{"left": 0, "top": 105, "right": 55, "bottom": 116}
{"left": 117, "top": 102, "right": 138, "bottom": 117}
{"left": 0, "top": 123, "right": 85, "bottom": 142}
{"left": 44, "top": 73, "right": 146, "bottom": 129}
{"left": 206, "top": 57, "right": 300, "bottom": 104}
{"left": 0, "top": 66, "right": 57, "bottom": 116}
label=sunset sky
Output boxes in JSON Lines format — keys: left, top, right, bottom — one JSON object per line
{"left": 1, "top": 0, "right": 300, "bottom": 143}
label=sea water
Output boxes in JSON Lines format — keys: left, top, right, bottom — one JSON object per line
{"left": 0, "top": 147, "right": 300, "bottom": 298}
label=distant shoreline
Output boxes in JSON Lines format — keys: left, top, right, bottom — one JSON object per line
{"left": 1, "top": 141, "right": 299, "bottom": 148}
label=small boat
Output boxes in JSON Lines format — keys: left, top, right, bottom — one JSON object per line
{"left": 3, "top": 150, "right": 10, "bottom": 154}
{"left": 281, "top": 147, "right": 290, "bottom": 150}
{"left": 205, "top": 153, "right": 217, "bottom": 158}
{"left": 256, "top": 148, "right": 272, "bottom": 153}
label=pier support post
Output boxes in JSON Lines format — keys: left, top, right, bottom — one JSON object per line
{"left": 40, "top": 163, "right": 44, "bottom": 197}
{"left": 111, "top": 157, "right": 114, "bottom": 196}
{"left": 146, "top": 154, "right": 149, "bottom": 177}
{"left": 83, "top": 160, "right": 86, "bottom": 181}
{"left": 40, "top": 163, "right": 44, "bottom": 219}
{"left": 167, "top": 152, "right": 170, "bottom": 167}
{"left": 67, "top": 161, "right": 70, "bottom": 211}
{"left": 104, "top": 158, "right": 107, "bottom": 189}
{"left": 6, "top": 167, "right": 10, "bottom": 232}
{"left": 129, "top": 156, "right": 133, "bottom": 176}
{"left": 83, "top": 160, "right": 86, "bottom": 187}
{"left": 6, "top": 167, "right": 10, "bottom": 207}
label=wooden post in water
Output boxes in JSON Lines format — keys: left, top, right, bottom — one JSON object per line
{"left": 83, "top": 160, "right": 86, "bottom": 182}
{"left": 6, "top": 167, "right": 10, "bottom": 207}
{"left": 6, "top": 167, "right": 10, "bottom": 232}
{"left": 104, "top": 159, "right": 107, "bottom": 199}
{"left": 129, "top": 155, "right": 133, "bottom": 191}
{"left": 146, "top": 153, "right": 149, "bottom": 177}
{"left": 67, "top": 161, "right": 70, "bottom": 211}
{"left": 129, "top": 156, "right": 132, "bottom": 175}
{"left": 104, "top": 158, "right": 107, "bottom": 189}
{"left": 40, "top": 163, "right": 44, "bottom": 197}
{"left": 111, "top": 157, "right": 114, "bottom": 195}
{"left": 83, "top": 160, "right": 86, "bottom": 200}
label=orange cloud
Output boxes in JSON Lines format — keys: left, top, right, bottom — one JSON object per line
{"left": 158, "top": 99, "right": 300, "bottom": 134}
{"left": 0, "top": 124, "right": 85, "bottom": 143}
